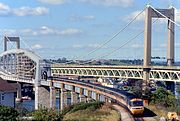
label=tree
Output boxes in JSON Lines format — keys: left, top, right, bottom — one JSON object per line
{"left": 32, "top": 108, "right": 62, "bottom": 121}
{"left": 0, "top": 105, "right": 19, "bottom": 121}
{"left": 132, "top": 86, "right": 142, "bottom": 98}
{"left": 132, "top": 80, "right": 143, "bottom": 98}
{"left": 151, "top": 87, "right": 176, "bottom": 107}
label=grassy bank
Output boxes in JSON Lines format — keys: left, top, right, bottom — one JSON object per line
{"left": 146, "top": 104, "right": 180, "bottom": 119}
{"left": 63, "top": 102, "right": 120, "bottom": 121}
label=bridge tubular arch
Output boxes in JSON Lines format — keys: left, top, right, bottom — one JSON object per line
{"left": 0, "top": 48, "right": 51, "bottom": 110}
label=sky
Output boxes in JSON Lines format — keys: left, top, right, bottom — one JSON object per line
{"left": 0, "top": 0, "right": 180, "bottom": 60}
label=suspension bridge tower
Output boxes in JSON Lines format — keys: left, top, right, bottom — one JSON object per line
{"left": 143, "top": 5, "right": 175, "bottom": 91}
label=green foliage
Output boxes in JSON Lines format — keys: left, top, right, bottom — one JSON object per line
{"left": 61, "top": 101, "right": 103, "bottom": 117}
{"left": 69, "top": 101, "right": 104, "bottom": 113}
{"left": 0, "top": 105, "right": 19, "bottom": 121}
{"left": 150, "top": 87, "right": 176, "bottom": 107}
{"left": 61, "top": 105, "right": 74, "bottom": 116}
{"left": 132, "top": 86, "right": 142, "bottom": 98}
{"left": 176, "top": 82, "right": 180, "bottom": 92}
{"left": 32, "top": 108, "right": 62, "bottom": 121}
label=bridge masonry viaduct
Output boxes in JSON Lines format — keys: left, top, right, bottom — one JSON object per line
{"left": 0, "top": 5, "right": 178, "bottom": 110}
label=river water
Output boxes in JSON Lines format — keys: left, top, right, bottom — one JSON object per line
{"left": 16, "top": 98, "right": 71, "bottom": 111}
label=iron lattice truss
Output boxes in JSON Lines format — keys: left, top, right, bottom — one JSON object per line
{"left": 0, "top": 49, "right": 42, "bottom": 82}
{"left": 51, "top": 65, "right": 180, "bottom": 82}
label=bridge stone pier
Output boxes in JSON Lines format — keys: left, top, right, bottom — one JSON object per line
{"left": 36, "top": 86, "right": 56, "bottom": 109}
{"left": 16, "top": 82, "right": 22, "bottom": 102}
{"left": 71, "top": 86, "right": 78, "bottom": 104}
{"left": 79, "top": 88, "right": 86, "bottom": 103}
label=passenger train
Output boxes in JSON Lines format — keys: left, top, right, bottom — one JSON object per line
{"left": 49, "top": 75, "right": 144, "bottom": 115}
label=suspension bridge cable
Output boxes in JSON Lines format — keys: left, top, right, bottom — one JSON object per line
{"left": 80, "top": 18, "right": 160, "bottom": 65}
{"left": 99, "top": 18, "right": 159, "bottom": 59}
{"left": 21, "top": 38, "right": 33, "bottom": 51}
{"left": 61, "top": 8, "right": 146, "bottom": 65}
{"left": 79, "top": 8, "right": 146, "bottom": 59}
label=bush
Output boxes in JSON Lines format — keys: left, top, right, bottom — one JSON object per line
{"left": 32, "top": 108, "right": 62, "bottom": 121}
{"left": 0, "top": 105, "right": 19, "bottom": 121}
{"left": 150, "top": 87, "right": 176, "bottom": 107}
{"left": 70, "top": 101, "right": 104, "bottom": 113}
{"left": 61, "top": 105, "right": 74, "bottom": 116}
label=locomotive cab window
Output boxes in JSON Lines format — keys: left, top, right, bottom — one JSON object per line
{"left": 130, "top": 100, "right": 143, "bottom": 106}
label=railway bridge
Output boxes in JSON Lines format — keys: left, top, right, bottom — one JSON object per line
{"left": 0, "top": 5, "right": 180, "bottom": 110}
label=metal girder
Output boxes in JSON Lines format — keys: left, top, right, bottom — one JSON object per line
{"left": 51, "top": 65, "right": 180, "bottom": 82}
{"left": 51, "top": 67, "right": 143, "bottom": 79}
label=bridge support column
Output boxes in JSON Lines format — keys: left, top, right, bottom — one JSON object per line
{"left": 144, "top": 6, "right": 152, "bottom": 67}
{"left": 16, "top": 82, "right": 22, "bottom": 102}
{"left": 96, "top": 93, "right": 100, "bottom": 101}
{"left": 60, "top": 83, "right": 67, "bottom": 110}
{"left": 35, "top": 86, "right": 39, "bottom": 110}
{"left": 167, "top": 7, "right": 175, "bottom": 66}
{"left": 143, "top": 6, "right": 152, "bottom": 90}
{"left": 79, "top": 88, "right": 86, "bottom": 103}
{"left": 105, "top": 97, "right": 111, "bottom": 103}
{"left": 71, "top": 86, "right": 78, "bottom": 104}
{"left": 142, "top": 67, "right": 151, "bottom": 91}
{"left": 87, "top": 90, "right": 92, "bottom": 102}
{"left": 36, "top": 86, "right": 50, "bottom": 109}
{"left": 35, "top": 85, "right": 56, "bottom": 109}
{"left": 71, "top": 92, "right": 78, "bottom": 104}
{"left": 50, "top": 86, "right": 56, "bottom": 109}
{"left": 61, "top": 89, "right": 67, "bottom": 110}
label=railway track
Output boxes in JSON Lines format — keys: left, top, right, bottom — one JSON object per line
{"left": 113, "top": 104, "right": 159, "bottom": 121}
{"left": 134, "top": 117, "right": 144, "bottom": 121}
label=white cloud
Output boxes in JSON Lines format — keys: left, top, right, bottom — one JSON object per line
{"left": 40, "top": 26, "right": 55, "bottom": 35}
{"left": 175, "top": 43, "right": 180, "bottom": 48}
{"left": 38, "top": 0, "right": 69, "bottom": 5}
{"left": 72, "top": 44, "right": 100, "bottom": 49}
{"left": 83, "top": 15, "right": 95, "bottom": 20}
{"left": 0, "top": 26, "right": 83, "bottom": 36}
{"left": 124, "top": 10, "right": 145, "bottom": 22}
{"left": 159, "top": 43, "right": 167, "bottom": 48}
{"left": 78, "top": 0, "right": 133, "bottom": 7}
{"left": 125, "top": 8, "right": 180, "bottom": 24}
{"left": 72, "top": 44, "right": 84, "bottom": 48}
{"left": 0, "top": 3, "right": 10, "bottom": 16}
{"left": 131, "top": 43, "right": 143, "bottom": 48}
{"left": 59, "top": 28, "right": 83, "bottom": 35}
{"left": 32, "top": 44, "right": 43, "bottom": 49}
{"left": 175, "top": 9, "right": 180, "bottom": 23}
{"left": 12, "top": 7, "right": 48, "bottom": 16}
{"left": 70, "top": 14, "right": 95, "bottom": 22}
{"left": 0, "top": 2, "right": 48, "bottom": 16}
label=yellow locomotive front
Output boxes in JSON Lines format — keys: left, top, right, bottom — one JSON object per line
{"left": 128, "top": 98, "right": 144, "bottom": 115}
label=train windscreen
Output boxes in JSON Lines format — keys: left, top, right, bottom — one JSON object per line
{"left": 130, "top": 101, "right": 143, "bottom": 106}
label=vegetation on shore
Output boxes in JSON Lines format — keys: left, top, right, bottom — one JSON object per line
{"left": 142, "top": 87, "right": 180, "bottom": 118}
{"left": 31, "top": 101, "right": 120, "bottom": 121}
{"left": 63, "top": 102, "right": 120, "bottom": 121}
{"left": 0, "top": 105, "right": 19, "bottom": 121}
{"left": 1, "top": 101, "right": 120, "bottom": 121}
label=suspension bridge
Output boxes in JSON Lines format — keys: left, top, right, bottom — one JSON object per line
{"left": 0, "top": 5, "right": 179, "bottom": 113}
